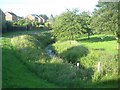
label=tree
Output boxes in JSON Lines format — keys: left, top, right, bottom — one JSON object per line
{"left": 80, "top": 11, "right": 92, "bottom": 39}
{"left": 91, "top": 2, "right": 118, "bottom": 35}
{"left": 52, "top": 9, "right": 83, "bottom": 41}
{"left": 91, "top": 2, "right": 119, "bottom": 49}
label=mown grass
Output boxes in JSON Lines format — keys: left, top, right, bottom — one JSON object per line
{"left": 79, "top": 34, "right": 117, "bottom": 53}
{"left": 2, "top": 30, "right": 119, "bottom": 88}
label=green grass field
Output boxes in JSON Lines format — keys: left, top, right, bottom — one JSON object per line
{"left": 79, "top": 35, "right": 117, "bottom": 55}
{"left": 1, "top": 30, "right": 119, "bottom": 88}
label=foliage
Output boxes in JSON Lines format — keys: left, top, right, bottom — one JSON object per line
{"left": 13, "top": 19, "right": 25, "bottom": 26}
{"left": 79, "top": 11, "right": 93, "bottom": 39}
{"left": 52, "top": 9, "right": 83, "bottom": 41}
{"left": 44, "top": 22, "right": 52, "bottom": 29}
{"left": 11, "top": 32, "right": 53, "bottom": 63}
{"left": 52, "top": 40, "right": 89, "bottom": 63}
{"left": 79, "top": 35, "right": 118, "bottom": 83}
{"left": 11, "top": 34, "right": 42, "bottom": 62}
{"left": 91, "top": 2, "right": 118, "bottom": 36}
{"left": 12, "top": 18, "right": 44, "bottom": 29}
{"left": 2, "top": 30, "right": 119, "bottom": 88}
{"left": 2, "top": 36, "right": 58, "bottom": 88}
{"left": 52, "top": 9, "right": 94, "bottom": 41}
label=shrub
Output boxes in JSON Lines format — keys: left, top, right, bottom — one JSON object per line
{"left": 11, "top": 34, "right": 41, "bottom": 62}
{"left": 61, "top": 45, "right": 89, "bottom": 63}
{"left": 52, "top": 40, "right": 89, "bottom": 63}
{"left": 80, "top": 51, "right": 118, "bottom": 82}
{"left": 52, "top": 40, "right": 80, "bottom": 54}
{"left": 80, "top": 51, "right": 102, "bottom": 68}
{"left": 44, "top": 22, "right": 52, "bottom": 30}
{"left": 11, "top": 33, "right": 53, "bottom": 63}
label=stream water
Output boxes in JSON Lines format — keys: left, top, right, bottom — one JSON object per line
{"left": 45, "top": 44, "right": 55, "bottom": 57}
{"left": 45, "top": 44, "right": 79, "bottom": 66}
{"left": 44, "top": 44, "right": 63, "bottom": 62}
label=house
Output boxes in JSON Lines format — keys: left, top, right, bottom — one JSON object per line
{"left": 0, "top": 9, "right": 6, "bottom": 31}
{"left": 26, "top": 14, "right": 45, "bottom": 24}
{"left": 5, "top": 11, "right": 18, "bottom": 22}
{"left": 18, "top": 16, "right": 24, "bottom": 20}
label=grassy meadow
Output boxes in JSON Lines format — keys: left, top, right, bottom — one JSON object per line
{"left": 1, "top": 30, "right": 119, "bottom": 88}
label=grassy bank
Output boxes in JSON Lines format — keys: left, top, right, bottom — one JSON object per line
{"left": 51, "top": 35, "right": 119, "bottom": 88}
{"left": 1, "top": 30, "right": 119, "bottom": 88}
{"left": 1, "top": 30, "right": 58, "bottom": 88}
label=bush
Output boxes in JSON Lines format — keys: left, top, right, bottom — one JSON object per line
{"left": 80, "top": 51, "right": 118, "bottom": 82}
{"left": 44, "top": 22, "right": 52, "bottom": 30}
{"left": 61, "top": 45, "right": 89, "bottom": 63}
{"left": 11, "top": 34, "right": 41, "bottom": 62}
{"left": 52, "top": 40, "right": 89, "bottom": 63}
{"left": 11, "top": 33, "right": 53, "bottom": 63}
{"left": 52, "top": 40, "right": 80, "bottom": 54}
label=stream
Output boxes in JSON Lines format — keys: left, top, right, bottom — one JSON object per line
{"left": 44, "top": 44, "right": 63, "bottom": 62}
{"left": 45, "top": 44, "right": 80, "bottom": 67}
{"left": 45, "top": 44, "right": 55, "bottom": 57}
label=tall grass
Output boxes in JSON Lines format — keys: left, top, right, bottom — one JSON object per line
{"left": 2, "top": 36, "right": 58, "bottom": 88}
{"left": 2, "top": 30, "right": 119, "bottom": 88}
{"left": 52, "top": 40, "right": 89, "bottom": 63}
{"left": 10, "top": 33, "right": 92, "bottom": 87}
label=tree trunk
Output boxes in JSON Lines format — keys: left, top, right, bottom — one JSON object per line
{"left": 117, "top": 42, "right": 120, "bottom": 50}
{"left": 87, "top": 32, "right": 90, "bottom": 39}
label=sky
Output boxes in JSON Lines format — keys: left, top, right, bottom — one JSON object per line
{"left": 0, "top": 0, "right": 99, "bottom": 17}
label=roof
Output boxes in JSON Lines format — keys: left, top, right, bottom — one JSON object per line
{"left": 6, "top": 11, "right": 17, "bottom": 16}
{"left": 26, "top": 14, "right": 45, "bottom": 23}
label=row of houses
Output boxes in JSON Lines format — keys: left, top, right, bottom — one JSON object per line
{"left": 0, "top": 9, "right": 46, "bottom": 24}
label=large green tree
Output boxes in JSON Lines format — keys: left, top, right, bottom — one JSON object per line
{"left": 80, "top": 11, "right": 92, "bottom": 39}
{"left": 52, "top": 9, "right": 88, "bottom": 41}
{"left": 91, "top": 2, "right": 119, "bottom": 49}
{"left": 91, "top": 2, "right": 118, "bottom": 34}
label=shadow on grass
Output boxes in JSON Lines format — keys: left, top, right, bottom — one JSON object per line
{"left": 92, "top": 48, "right": 105, "bottom": 51}
{"left": 79, "top": 35, "right": 116, "bottom": 43}
{"left": 91, "top": 79, "right": 119, "bottom": 88}
{"left": 60, "top": 45, "right": 89, "bottom": 63}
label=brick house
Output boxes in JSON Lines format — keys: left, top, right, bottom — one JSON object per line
{"left": 5, "top": 11, "right": 18, "bottom": 22}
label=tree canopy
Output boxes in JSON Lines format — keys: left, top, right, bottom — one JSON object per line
{"left": 52, "top": 9, "right": 92, "bottom": 41}
{"left": 91, "top": 2, "right": 119, "bottom": 36}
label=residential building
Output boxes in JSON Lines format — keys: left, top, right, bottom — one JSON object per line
{"left": 5, "top": 11, "right": 18, "bottom": 22}
{"left": 26, "top": 14, "right": 45, "bottom": 23}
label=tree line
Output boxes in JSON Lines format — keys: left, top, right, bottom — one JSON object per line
{"left": 51, "top": 2, "right": 120, "bottom": 49}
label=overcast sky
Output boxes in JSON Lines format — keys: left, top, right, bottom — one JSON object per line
{"left": 0, "top": 0, "right": 99, "bottom": 17}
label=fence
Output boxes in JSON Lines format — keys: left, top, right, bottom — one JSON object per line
{"left": 2, "top": 26, "right": 45, "bottom": 33}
